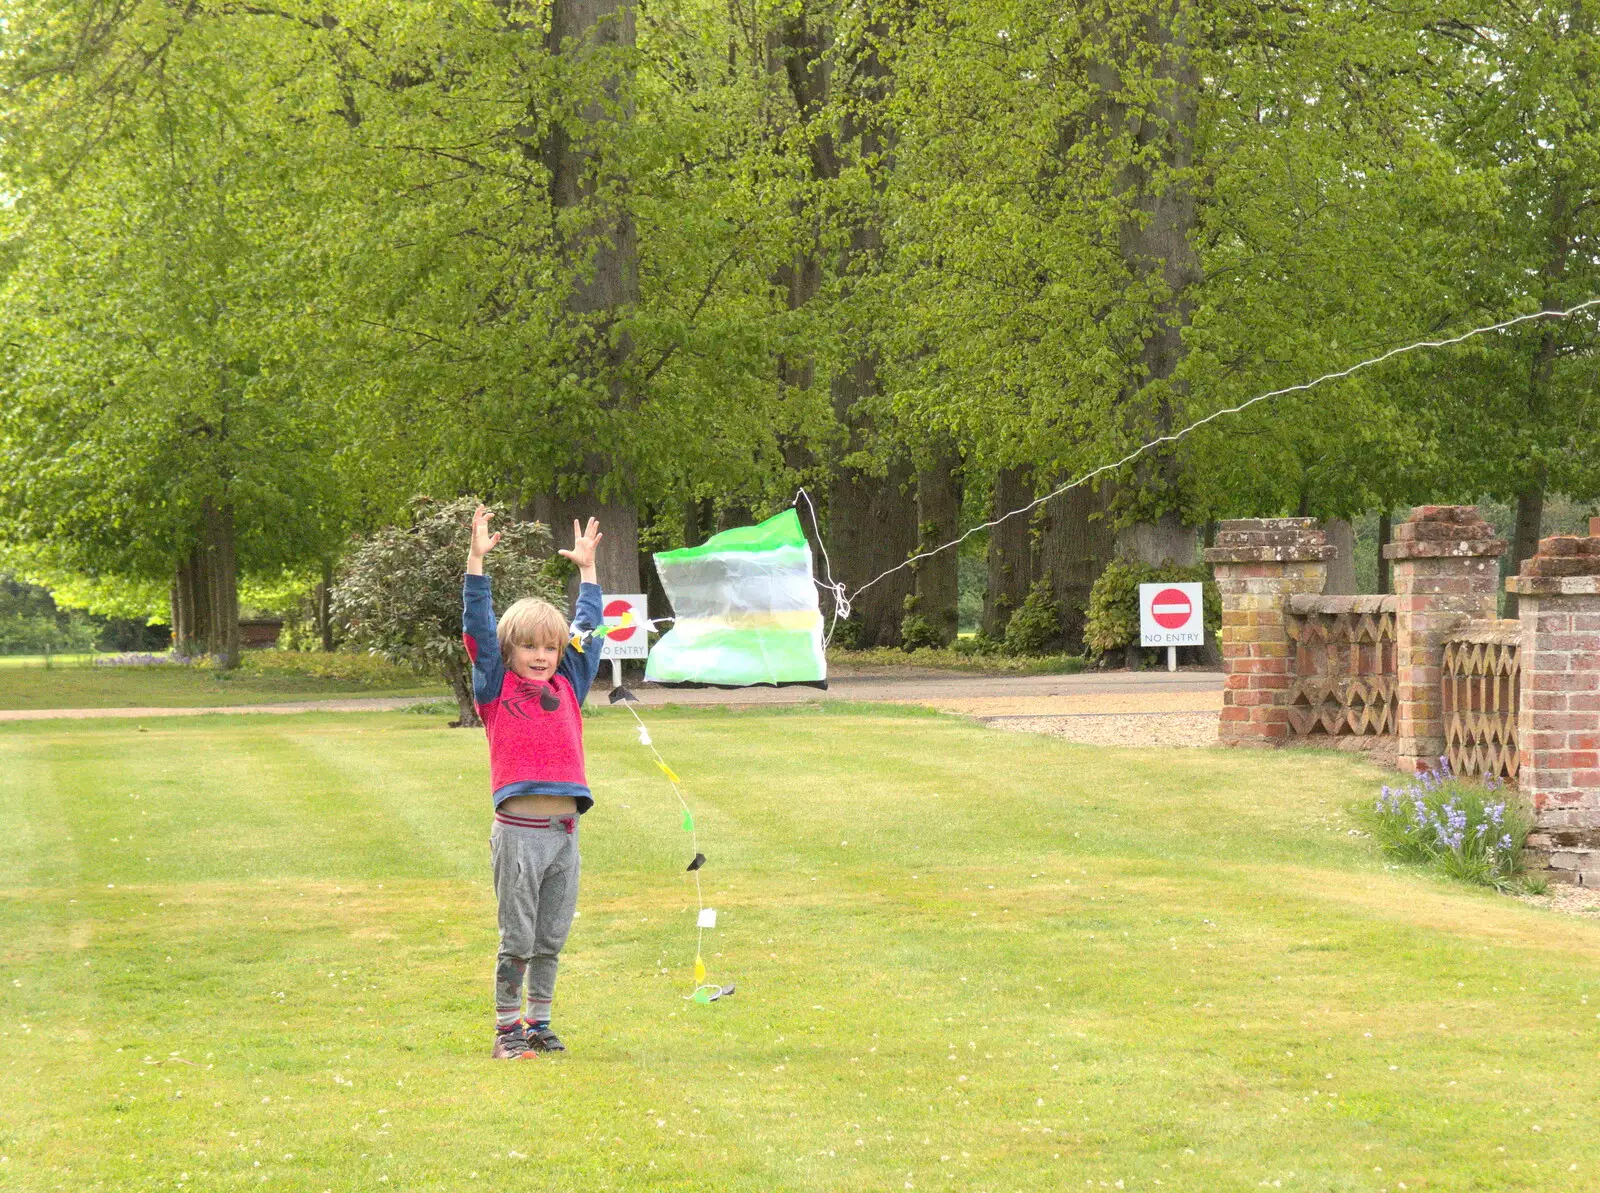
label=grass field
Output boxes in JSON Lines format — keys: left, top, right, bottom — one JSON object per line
{"left": 0, "top": 654, "right": 446, "bottom": 711}
{"left": 3, "top": 704, "right": 1600, "bottom": 1192}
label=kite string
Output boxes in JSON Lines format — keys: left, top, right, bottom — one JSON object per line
{"left": 618, "top": 699, "right": 718, "bottom": 998}
{"left": 793, "top": 486, "right": 851, "bottom": 644}
{"left": 809, "top": 297, "right": 1600, "bottom": 604}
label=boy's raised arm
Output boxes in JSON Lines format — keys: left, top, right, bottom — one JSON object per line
{"left": 463, "top": 505, "right": 504, "bottom": 699}
{"left": 557, "top": 518, "right": 607, "bottom": 702}
{"left": 466, "top": 504, "right": 499, "bottom": 576}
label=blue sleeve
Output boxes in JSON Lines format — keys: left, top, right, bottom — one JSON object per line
{"left": 462, "top": 573, "right": 505, "bottom": 704}
{"left": 557, "top": 582, "right": 606, "bottom": 704}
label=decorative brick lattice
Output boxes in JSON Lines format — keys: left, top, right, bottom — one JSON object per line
{"left": 1284, "top": 595, "right": 1396, "bottom": 737}
{"left": 1441, "top": 621, "right": 1520, "bottom": 782}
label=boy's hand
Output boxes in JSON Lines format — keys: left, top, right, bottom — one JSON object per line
{"left": 467, "top": 505, "right": 500, "bottom": 575}
{"left": 559, "top": 517, "right": 603, "bottom": 583}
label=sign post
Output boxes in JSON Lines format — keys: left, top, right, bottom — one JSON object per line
{"left": 1138, "top": 582, "right": 1205, "bottom": 672}
{"left": 599, "top": 593, "right": 649, "bottom": 691}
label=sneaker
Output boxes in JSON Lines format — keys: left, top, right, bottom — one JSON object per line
{"left": 525, "top": 1024, "right": 566, "bottom": 1053}
{"left": 491, "top": 1027, "right": 533, "bottom": 1059}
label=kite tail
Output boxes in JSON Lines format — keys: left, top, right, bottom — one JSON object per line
{"left": 619, "top": 701, "right": 723, "bottom": 1003}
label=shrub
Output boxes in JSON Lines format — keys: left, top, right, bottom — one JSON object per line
{"left": 234, "top": 650, "right": 427, "bottom": 686}
{"left": 828, "top": 616, "right": 864, "bottom": 651}
{"left": 1370, "top": 760, "right": 1530, "bottom": 888}
{"left": 1083, "top": 558, "right": 1220, "bottom": 658}
{"left": 950, "top": 630, "right": 1001, "bottom": 656}
{"left": 1002, "top": 578, "right": 1063, "bottom": 656}
{"left": 332, "top": 496, "right": 563, "bottom": 726}
{"left": 899, "top": 612, "right": 945, "bottom": 652}
{"left": 0, "top": 612, "right": 97, "bottom": 655}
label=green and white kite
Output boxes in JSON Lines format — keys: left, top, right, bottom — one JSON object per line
{"left": 645, "top": 508, "right": 828, "bottom": 689}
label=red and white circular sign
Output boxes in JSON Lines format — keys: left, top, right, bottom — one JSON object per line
{"left": 604, "top": 598, "right": 638, "bottom": 642}
{"left": 1150, "top": 587, "right": 1193, "bottom": 630}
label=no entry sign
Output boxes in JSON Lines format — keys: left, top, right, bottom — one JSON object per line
{"left": 1139, "top": 582, "right": 1205, "bottom": 647}
{"left": 600, "top": 594, "right": 650, "bottom": 660}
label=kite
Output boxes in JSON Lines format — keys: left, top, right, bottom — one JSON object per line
{"left": 644, "top": 508, "right": 828, "bottom": 689}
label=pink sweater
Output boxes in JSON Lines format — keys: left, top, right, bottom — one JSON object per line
{"left": 462, "top": 574, "right": 604, "bottom": 812}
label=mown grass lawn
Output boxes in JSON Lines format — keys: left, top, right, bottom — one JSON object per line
{"left": 0, "top": 655, "right": 445, "bottom": 711}
{"left": 2, "top": 704, "right": 1599, "bottom": 1192}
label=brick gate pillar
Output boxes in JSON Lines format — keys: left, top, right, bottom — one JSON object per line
{"left": 1509, "top": 533, "right": 1600, "bottom": 885}
{"left": 1205, "top": 519, "right": 1334, "bottom": 746}
{"left": 1384, "top": 506, "right": 1505, "bottom": 774}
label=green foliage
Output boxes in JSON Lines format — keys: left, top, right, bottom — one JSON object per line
{"left": 0, "top": 613, "right": 96, "bottom": 655}
{"left": 1002, "top": 578, "right": 1065, "bottom": 657}
{"left": 898, "top": 612, "right": 945, "bottom": 652}
{"left": 951, "top": 630, "right": 1002, "bottom": 656}
{"left": 333, "top": 497, "right": 562, "bottom": 683}
{"left": 233, "top": 651, "right": 424, "bottom": 687}
{"left": 1083, "top": 559, "right": 1220, "bottom": 658}
{"left": 0, "top": 0, "right": 1595, "bottom": 648}
{"left": 831, "top": 644, "right": 1086, "bottom": 674}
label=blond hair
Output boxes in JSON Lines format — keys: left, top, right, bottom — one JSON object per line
{"left": 497, "top": 597, "right": 568, "bottom": 660}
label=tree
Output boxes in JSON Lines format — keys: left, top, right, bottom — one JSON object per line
{"left": 1411, "top": 1, "right": 1600, "bottom": 616}
{"left": 0, "top": 1, "right": 367, "bottom": 667}
{"left": 333, "top": 497, "right": 564, "bottom": 727}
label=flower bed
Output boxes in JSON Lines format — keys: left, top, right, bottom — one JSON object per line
{"left": 1371, "top": 758, "right": 1530, "bottom": 888}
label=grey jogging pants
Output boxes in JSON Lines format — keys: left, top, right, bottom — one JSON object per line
{"left": 490, "top": 812, "right": 580, "bottom": 1027}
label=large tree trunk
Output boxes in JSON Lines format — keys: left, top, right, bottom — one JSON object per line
{"left": 1035, "top": 482, "right": 1117, "bottom": 653}
{"left": 822, "top": 18, "right": 916, "bottom": 649}
{"left": 771, "top": 8, "right": 834, "bottom": 483}
{"left": 441, "top": 651, "right": 482, "bottom": 729}
{"left": 1115, "top": 512, "right": 1196, "bottom": 566}
{"left": 528, "top": 489, "right": 641, "bottom": 596}
{"left": 716, "top": 502, "right": 755, "bottom": 534}
{"left": 169, "top": 499, "right": 239, "bottom": 666}
{"left": 203, "top": 498, "right": 241, "bottom": 669}
{"left": 1377, "top": 512, "right": 1392, "bottom": 594}
{"left": 1506, "top": 483, "right": 1545, "bottom": 620}
{"left": 1088, "top": 1, "right": 1201, "bottom": 551}
{"left": 911, "top": 442, "right": 962, "bottom": 645}
{"left": 984, "top": 465, "right": 1034, "bottom": 639}
{"left": 683, "top": 497, "right": 713, "bottom": 548}
{"left": 1323, "top": 519, "right": 1357, "bottom": 594}
{"left": 829, "top": 444, "right": 917, "bottom": 647}
{"left": 317, "top": 559, "right": 335, "bottom": 652}
{"left": 531, "top": 0, "right": 642, "bottom": 590}
{"left": 171, "top": 557, "right": 204, "bottom": 658}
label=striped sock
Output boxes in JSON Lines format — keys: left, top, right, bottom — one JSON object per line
{"left": 496, "top": 1006, "right": 524, "bottom": 1032}
{"left": 525, "top": 1018, "right": 550, "bottom": 1031}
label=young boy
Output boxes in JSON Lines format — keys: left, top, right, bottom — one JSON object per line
{"left": 462, "top": 504, "right": 605, "bottom": 1058}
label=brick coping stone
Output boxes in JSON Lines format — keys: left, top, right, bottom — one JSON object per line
{"left": 1204, "top": 518, "right": 1337, "bottom": 565}
{"left": 1507, "top": 532, "right": 1600, "bottom": 593}
{"left": 1382, "top": 504, "right": 1505, "bottom": 561}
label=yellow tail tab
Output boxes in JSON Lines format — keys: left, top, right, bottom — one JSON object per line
{"left": 657, "top": 760, "right": 681, "bottom": 785}
{"left": 694, "top": 955, "right": 706, "bottom": 984}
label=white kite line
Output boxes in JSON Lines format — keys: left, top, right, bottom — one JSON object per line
{"left": 809, "top": 297, "right": 1600, "bottom": 610}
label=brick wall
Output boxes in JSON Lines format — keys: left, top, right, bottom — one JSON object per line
{"left": 1510, "top": 529, "right": 1600, "bottom": 884}
{"left": 1204, "top": 519, "right": 1334, "bottom": 746}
